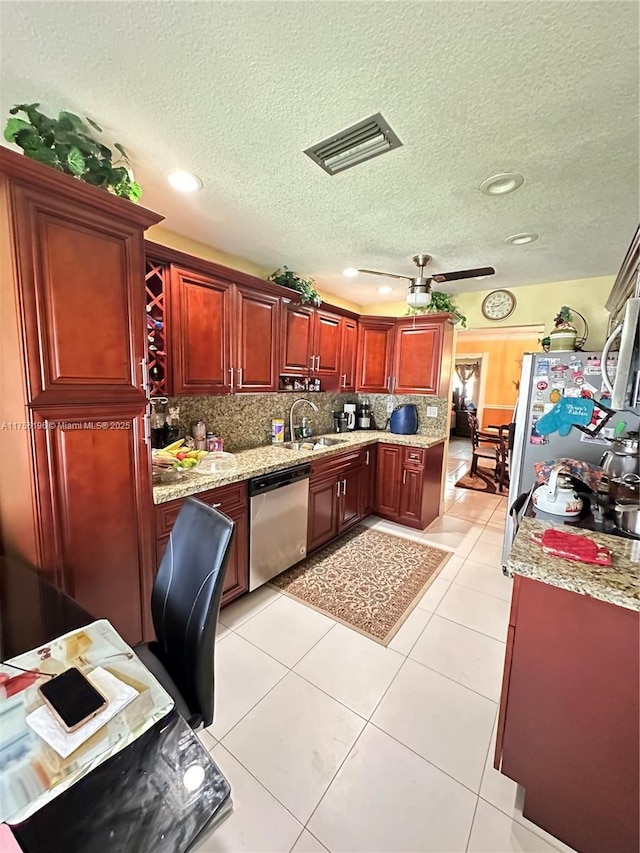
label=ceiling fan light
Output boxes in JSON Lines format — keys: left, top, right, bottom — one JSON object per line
{"left": 406, "top": 284, "right": 431, "bottom": 308}
{"left": 343, "top": 268, "right": 359, "bottom": 278}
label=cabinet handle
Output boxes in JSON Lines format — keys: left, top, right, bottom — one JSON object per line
{"left": 342, "top": 478, "right": 347, "bottom": 496}
{"left": 237, "top": 367, "right": 243, "bottom": 389}
{"left": 140, "top": 358, "right": 150, "bottom": 396}
{"left": 336, "top": 480, "right": 341, "bottom": 498}
{"left": 342, "top": 373, "right": 347, "bottom": 388}
{"left": 386, "top": 376, "right": 391, "bottom": 391}
{"left": 229, "top": 367, "right": 234, "bottom": 390}
{"left": 310, "top": 355, "right": 315, "bottom": 373}
{"left": 365, "top": 450, "right": 370, "bottom": 465}
{"left": 402, "top": 469, "right": 407, "bottom": 485}
{"left": 143, "top": 412, "right": 151, "bottom": 446}
{"left": 212, "top": 502, "right": 221, "bottom": 509}
{"left": 315, "top": 355, "right": 321, "bottom": 371}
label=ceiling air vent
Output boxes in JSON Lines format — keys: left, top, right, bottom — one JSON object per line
{"left": 304, "top": 113, "right": 402, "bottom": 175}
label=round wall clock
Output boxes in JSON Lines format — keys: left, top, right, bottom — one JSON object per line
{"left": 481, "top": 289, "right": 516, "bottom": 321}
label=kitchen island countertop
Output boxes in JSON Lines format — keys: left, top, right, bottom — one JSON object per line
{"left": 507, "top": 516, "right": 640, "bottom": 612}
{"left": 153, "top": 431, "right": 446, "bottom": 505}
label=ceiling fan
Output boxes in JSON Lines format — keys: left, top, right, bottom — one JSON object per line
{"left": 351, "top": 254, "right": 496, "bottom": 307}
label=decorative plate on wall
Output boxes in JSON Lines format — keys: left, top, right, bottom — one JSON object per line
{"left": 481, "top": 289, "right": 516, "bottom": 321}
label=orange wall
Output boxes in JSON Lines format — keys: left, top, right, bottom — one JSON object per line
{"left": 455, "top": 333, "right": 540, "bottom": 428}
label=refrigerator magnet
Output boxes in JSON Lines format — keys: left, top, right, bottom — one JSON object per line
{"left": 536, "top": 379, "right": 549, "bottom": 391}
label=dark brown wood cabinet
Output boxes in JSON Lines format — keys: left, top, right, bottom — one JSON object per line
{"left": 496, "top": 575, "right": 639, "bottom": 853}
{"left": 155, "top": 481, "right": 249, "bottom": 608}
{"left": 281, "top": 301, "right": 315, "bottom": 375}
{"left": 393, "top": 320, "right": 444, "bottom": 395}
{"left": 234, "top": 285, "right": 280, "bottom": 393}
{"left": 0, "top": 147, "right": 162, "bottom": 645}
{"left": 340, "top": 318, "right": 358, "bottom": 391}
{"left": 356, "top": 319, "right": 396, "bottom": 393}
{"left": 313, "top": 309, "right": 342, "bottom": 380}
{"left": 360, "top": 445, "right": 377, "bottom": 516}
{"left": 169, "top": 267, "right": 233, "bottom": 396}
{"left": 375, "top": 442, "right": 444, "bottom": 530}
{"left": 307, "top": 449, "right": 367, "bottom": 552}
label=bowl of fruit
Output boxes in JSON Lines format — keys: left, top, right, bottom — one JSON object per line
{"left": 152, "top": 440, "right": 208, "bottom": 485}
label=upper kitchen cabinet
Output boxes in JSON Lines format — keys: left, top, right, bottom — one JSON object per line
{"left": 234, "top": 285, "right": 280, "bottom": 392}
{"left": 393, "top": 318, "right": 445, "bottom": 395}
{"left": 313, "top": 309, "right": 342, "bottom": 378}
{"left": 4, "top": 152, "right": 161, "bottom": 408}
{"left": 169, "top": 266, "right": 233, "bottom": 395}
{"left": 356, "top": 319, "right": 395, "bottom": 393}
{"left": 281, "top": 300, "right": 315, "bottom": 374}
{"left": 340, "top": 318, "right": 358, "bottom": 391}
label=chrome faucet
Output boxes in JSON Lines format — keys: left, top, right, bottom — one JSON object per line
{"left": 289, "top": 397, "right": 319, "bottom": 442}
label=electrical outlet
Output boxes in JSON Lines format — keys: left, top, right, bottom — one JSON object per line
{"left": 426, "top": 406, "right": 438, "bottom": 418}
{"left": 386, "top": 399, "right": 394, "bottom": 413}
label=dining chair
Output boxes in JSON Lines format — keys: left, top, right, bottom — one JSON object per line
{"left": 135, "top": 497, "right": 235, "bottom": 729}
{"left": 467, "top": 414, "right": 501, "bottom": 477}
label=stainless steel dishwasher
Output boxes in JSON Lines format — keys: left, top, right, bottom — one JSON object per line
{"left": 248, "top": 463, "right": 311, "bottom": 591}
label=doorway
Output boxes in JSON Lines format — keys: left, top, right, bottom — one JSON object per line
{"left": 451, "top": 354, "right": 487, "bottom": 439}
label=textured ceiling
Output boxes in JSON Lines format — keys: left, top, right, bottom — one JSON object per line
{"left": 1, "top": 1, "right": 638, "bottom": 305}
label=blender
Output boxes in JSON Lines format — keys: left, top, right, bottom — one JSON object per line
{"left": 357, "top": 400, "right": 372, "bottom": 430}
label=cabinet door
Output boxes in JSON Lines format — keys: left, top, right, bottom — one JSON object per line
{"left": 375, "top": 444, "right": 402, "bottom": 518}
{"left": 361, "top": 445, "right": 377, "bottom": 517}
{"left": 339, "top": 466, "right": 362, "bottom": 532}
{"left": 308, "top": 476, "right": 339, "bottom": 552}
{"left": 399, "top": 466, "right": 424, "bottom": 526}
{"left": 11, "top": 185, "right": 148, "bottom": 407}
{"left": 32, "top": 407, "right": 154, "bottom": 645}
{"left": 170, "top": 266, "right": 232, "bottom": 395}
{"left": 235, "top": 286, "right": 280, "bottom": 393}
{"left": 219, "top": 502, "right": 249, "bottom": 606}
{"left": 282, "top": 302, "right": 314, "bottom": 374}
{"left": 393, "top": 320, "right": 444, "bottom": 395}
{"left": 313, "top": 310, "right": 341, "bottom": 377}
{"left": 356, "top": 320, "right": 395, "bottom": 393}
{"left": 340, "top": 319, "right": 358, "bottom": 391}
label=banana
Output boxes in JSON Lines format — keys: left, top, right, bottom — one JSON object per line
{"left": 162, "top": 438, "right": 185, "bottom": 453}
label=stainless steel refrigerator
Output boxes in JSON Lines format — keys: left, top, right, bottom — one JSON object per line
{"left": 502, "top": 350, "right": 638, "bottom": 566}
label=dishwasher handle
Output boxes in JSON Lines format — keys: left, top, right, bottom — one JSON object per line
{"left": 248, "top": 464, "right": 311, "bottom": 497}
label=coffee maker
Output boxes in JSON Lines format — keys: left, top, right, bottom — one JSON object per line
{"left": 357, "top": 401, "right": 372, "bottom": 430}
{"left": 343, "top": 403, "right": 356, "bottom": 431}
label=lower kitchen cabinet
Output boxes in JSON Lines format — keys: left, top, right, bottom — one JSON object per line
{"left": 375, "top": 442, "right": 444, "bottom": 529}
{"left": 307, "top": 448, "right": 367, "bottom": 553}
{"left": 360, "top": 445, "right": 377, "bottom": 516}
{"left": 496, "top": 575, "right": 639, "bottom": 853}
{"left": 155, "top": 481, "right": 249, "bottom": 607}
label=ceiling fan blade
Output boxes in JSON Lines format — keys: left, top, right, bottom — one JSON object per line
{"left": 358, "top": 268, "right": 413, "bottom": 282}
{"left": 431, "top": 266, "right": 495, "bottom": 283}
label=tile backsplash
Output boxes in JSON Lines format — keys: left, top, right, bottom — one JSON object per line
{"left": 166, "top": 392, "right": 448, "bottom": 452}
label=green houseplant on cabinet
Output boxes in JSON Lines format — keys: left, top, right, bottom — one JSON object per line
{"left": 548, "top": 306, "right": 578, "bottom": 352}
{"left": 268, "top": 266, "right": 322, "bottom": 306}
{"left": 4, "top": 103, "right": 142, "bottom": 201}
{"left": 406, "top": 291, "right": 467, "bottom": 327}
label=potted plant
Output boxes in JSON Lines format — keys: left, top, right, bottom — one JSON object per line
{"left": 4, "top": 103, "right": 142, "bottom": 202}
{"left": 548, "top": 306, "right": 578, "bottom": 352}
{"left": 268, "top": 266, "right": 322, "bottom": 306}
{"left": 406, "top": 291, "right": 467, "bottom": 327}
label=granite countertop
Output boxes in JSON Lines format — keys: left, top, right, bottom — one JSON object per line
{"left": 507, "top": 517, "right": 640, "bottom": 612}
{"left": 152, "top": 430, "right": 446, "bottom": 505}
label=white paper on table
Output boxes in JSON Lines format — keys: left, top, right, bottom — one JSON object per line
{"left": 26, "top": 667, "right": 138, "bottom": 758}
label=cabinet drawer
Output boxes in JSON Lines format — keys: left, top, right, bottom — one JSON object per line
{"left": 311, "top": 448, "right": 364, "bottom": 480}
{"left": 198, "top": 481, "right": 246, "bottom": 511}
{"left": 403, "top": 446, "right": 426, "bottom": 467}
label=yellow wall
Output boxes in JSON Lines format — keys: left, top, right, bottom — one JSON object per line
{"left": 362, "top": 274, "right": 614, "bottom": 347}
{"left": 146, "top": 225, "right": 363, "bottom": 313}
{"left": 455, "top": 332, "right": 540, "bottom": 429}
{"left": 455, "top": 275, "right": 614, "bottom": 348}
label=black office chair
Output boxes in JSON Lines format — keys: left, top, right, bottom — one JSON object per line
{"left": 135, "top": 497, "right": 235, "bottom": 729}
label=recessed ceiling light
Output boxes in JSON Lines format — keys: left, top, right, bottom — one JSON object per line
{"left": 505, "top": 232, "right": 539, "bottom": 245}
{"left": 479, "top": 172, "right": 524, "bottom": 196}
{"left": 167, "top": 170, "right": 203, "bottom": 192}
{"left": 377, "top": 285, "right": 394, "bottom": 294}
{"left": 343, "top": 268, "right": 359, "bottom": 278}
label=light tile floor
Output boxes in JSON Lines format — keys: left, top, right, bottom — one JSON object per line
{"left": 194, "top": 439, "right": 577, "bottom": 852}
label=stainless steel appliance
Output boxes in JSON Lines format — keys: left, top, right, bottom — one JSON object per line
{"left": 503, "top": 350, "right": 638, "bottom": 566}
{"left": 600, "top": 437, "right": 639, "bottom": 483}
{"left": 357, "top": 401, "right": 372, "bottom": 429}
{"left": 602, "top": 296, "right": 640, "bottom": 414}
{"left": 249, "top": 464, "right": 310, "bottom": 591}
{"left": 333, "top": 412, "right": 348, "bottom": 433}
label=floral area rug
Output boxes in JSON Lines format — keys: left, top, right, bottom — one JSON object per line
{"left": 270, "top": 525, "right": 450, "bottom": 645}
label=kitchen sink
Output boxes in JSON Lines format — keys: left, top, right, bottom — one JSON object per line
{"left": 281, "top": 437, "right": 346, "bottom": 451}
